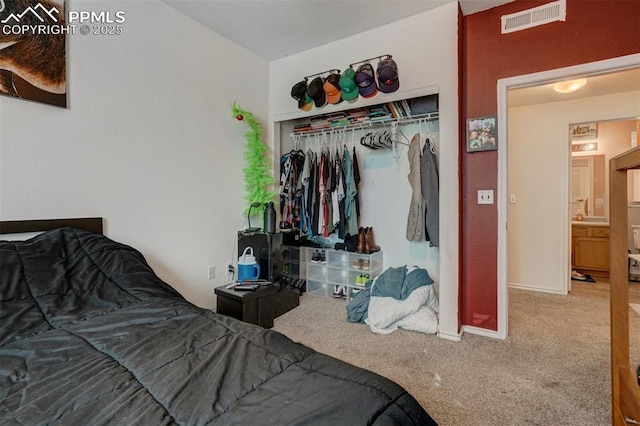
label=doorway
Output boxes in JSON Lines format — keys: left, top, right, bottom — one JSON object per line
{"left": 569, "top": 118, "right": 637, "bottom": 289}
{"left": 495, "top": 54, "right": 640, "bottom": 339}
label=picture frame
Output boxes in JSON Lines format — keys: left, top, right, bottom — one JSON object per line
{"left": 467, "top": 116, "right": 497, "bottom": 152}
{"left": 570, "top": 123, "right": 597, "bottom": 141}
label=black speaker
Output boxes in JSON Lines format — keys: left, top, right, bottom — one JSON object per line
{"left": 237, "top": 231, "right": 282, "bottom": 282}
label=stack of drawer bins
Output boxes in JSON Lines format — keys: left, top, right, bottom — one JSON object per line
{"left": 304, "top": 247, "right": 383, "bottom": 300}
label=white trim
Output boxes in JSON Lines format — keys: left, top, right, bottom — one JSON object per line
{"left": 437, "top": 329, "right": 462, "bottom": 342}
{"left": 497, "top": 79, "right": 509, "bottom": 340}
{"left": 496, "top": 53, "right": 640, "bottom": 340}
{"left": 462, "top": 325, "right": 503, "bottom": 339}
{"left": 508, "top": 283, "right": 565, "bottom": 295}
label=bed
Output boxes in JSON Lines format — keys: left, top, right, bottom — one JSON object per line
{"left": 0, "top": 218, "right": 435, "bottom": 425}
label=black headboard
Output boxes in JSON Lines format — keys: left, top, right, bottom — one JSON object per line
{"left": 0, "top": 218, "right": 103, "bottom": 235}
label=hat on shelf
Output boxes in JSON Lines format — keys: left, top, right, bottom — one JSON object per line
{"left": 376, "top": 57, "right": 399, "bottom": 93}
{"left": 323, "top": 72, "right": 343, "bottom": 104}
{"left": 339, "top": 67, "right": 359, "bottom": 102}
{"left": 355, "top": 63, "right": 378, "bottom": 98}
{"left": 291, "top": 80, "right": 313, "bottom": 111}
{"left": 307, "top": 76, "right": 327, "bottom": 108}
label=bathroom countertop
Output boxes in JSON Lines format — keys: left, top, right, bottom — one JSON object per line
{"left": 571, "top": 221, "right": 610, "bottom": 226}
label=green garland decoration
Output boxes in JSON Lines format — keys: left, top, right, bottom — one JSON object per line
{"left": 231, "top": 102, "right": 276, "bottom": 215}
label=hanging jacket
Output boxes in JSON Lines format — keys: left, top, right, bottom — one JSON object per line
{"left": 343, "top": 147, "right": 358, "bottom": 236}
{"left": 406, "top": 134, "right": 423, "bottom": 241}
{"left": 421, "top": 135, "right": 440, "bottom": 247}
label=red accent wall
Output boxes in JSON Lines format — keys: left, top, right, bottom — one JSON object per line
{"left": 461, "top": 0, "right": 640, "bottom": 331}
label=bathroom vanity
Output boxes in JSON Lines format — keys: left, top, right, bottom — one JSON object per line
{"left": 571, "top": 222, "right": 610, "bottom": 278}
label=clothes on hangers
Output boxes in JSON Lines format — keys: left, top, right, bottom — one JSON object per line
{"left": 404, "top": 131, "right": 439, "bottom": 246}
{"left": 279, "top": 149, "right": 306, "bottom": 229}
{"left": 280, "top": 141, "right": 360, "bottom": 239}
{"left": 406, "top": 133, "right": 423, "bottom": 241}
{"left": 300, "top": 150, "right": 311, "bottom": 236}
{"left": 420, "top": 133, "right": 439, "bottom": 247}
{"left": 343, "top": 146, "right": 358, "bottom": 237}
{"left": 353, "top": 147, "right": 361, "bottom": 219}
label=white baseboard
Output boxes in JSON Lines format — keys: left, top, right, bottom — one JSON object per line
{"left": 508, "top": 283, "right": 565, "bottom": 295}
{"left": 437, "top": 329, "right": 461, "bottom": 342}
{"left": 462, "top": 325, "right": 505, "bottom": 340}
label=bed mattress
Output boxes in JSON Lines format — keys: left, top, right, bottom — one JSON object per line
{"left": 0, "top": 228, "right": 435, "bottom": 425}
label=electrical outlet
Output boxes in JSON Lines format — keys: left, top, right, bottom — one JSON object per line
{"left": 478, "top": 190, "right": 494, "bottom": 205}
{"left": 225, "top": 262, "right": 234, "bottom": 274}
{"left": 208, "top": 266, "right": 215, "bottom": 280}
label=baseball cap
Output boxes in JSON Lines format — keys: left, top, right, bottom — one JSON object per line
{"left": 339, "top": 67, "right": 359, "bottom": 102}
{"left": 323, "top": 73, "right": 342, "bottom": 104}
{"left": 307, "top": 77, "right": 327, "bottom": 108}
{"left": 355, "top": 63, "right": 378, "bottom": 98}
{"left": 291, "top": 80, "right": 313, "bottom": 111}
{"left": 377, "top": 57, "right": 399, "bottom": 93}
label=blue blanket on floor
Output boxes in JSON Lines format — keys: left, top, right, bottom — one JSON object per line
{"left": 370, "top": 266, "right": 434, "bottom": 300}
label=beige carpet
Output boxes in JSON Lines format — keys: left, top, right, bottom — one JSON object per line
{"left": 272, "top": 288, "right": 640, "bottom": 425}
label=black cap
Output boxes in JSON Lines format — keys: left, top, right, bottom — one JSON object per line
{"left": 377, "top": 57, "right": 399, "bottom": 93}
{"left": 291, "top": 80, "right": 306, "bottom": 100}
{"left": 291, "top": 80, "right": 312, "bottom": 111}
{"left": 307, "top": 77, "right": 327, "bottom": 108}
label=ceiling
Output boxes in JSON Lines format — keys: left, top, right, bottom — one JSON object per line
{"left": 162, "top": 0, "right": 639, "bottom": 106}
{"left": 162, "top": 0, "right": 514, "bottom": 61}
{"left": 508, "top": 67, "right": 640, "bottom": 107}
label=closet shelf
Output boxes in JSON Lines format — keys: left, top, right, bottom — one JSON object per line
{"left": 290, "top": 111, "right": 439, "bottom": 138}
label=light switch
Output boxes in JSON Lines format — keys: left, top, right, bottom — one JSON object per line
{"left": 510, "top": 194, "right": 517, "bottom": 204}
{"left": 478, "top": 190, "right": 494, "bottom": 204}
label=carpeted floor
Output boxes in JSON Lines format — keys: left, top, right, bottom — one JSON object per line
{"left": 272, "top": 287, "right": 640, "bottom": 425}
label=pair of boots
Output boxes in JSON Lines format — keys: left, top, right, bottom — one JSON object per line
{"left": 357, "top": 227, "right": 380, "bottom": 254}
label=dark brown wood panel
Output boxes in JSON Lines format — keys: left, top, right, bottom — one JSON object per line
{"left": 610, "top": 150, "right": 640, "bottom": 426}
{"left": 0, "top": 218, "right": 103, "bottom": 235}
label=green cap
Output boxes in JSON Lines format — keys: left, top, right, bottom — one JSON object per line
{"left": 339, "top": 67, "right": 359, "bottom": 102}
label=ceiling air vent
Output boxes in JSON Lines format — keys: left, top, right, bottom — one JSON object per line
{"left": 501, "top": 0, "right": 566, "bottom": 34}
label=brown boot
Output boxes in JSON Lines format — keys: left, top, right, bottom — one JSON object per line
{"left": 357, "top": 227, "right": 366, "bottom": 253}
{"left": 365, "top": 227, "right": 380, "bottom": 253}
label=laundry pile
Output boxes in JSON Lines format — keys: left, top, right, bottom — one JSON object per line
{"left": 346, "top": 265, "right": 439, "bottom": 335}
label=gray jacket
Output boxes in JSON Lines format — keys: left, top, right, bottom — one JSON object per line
{"left": 421, "top": 135, "right": 439, "bottom": 247}
{"left": 406, "top": 134, "right": 423, "bottom": 241}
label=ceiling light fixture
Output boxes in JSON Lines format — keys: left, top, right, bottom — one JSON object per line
{"left": 553, "top": 78, "right": 587, "bottom": 94}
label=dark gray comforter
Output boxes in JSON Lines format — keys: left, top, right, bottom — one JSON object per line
{"left": 0, "top": 228, "right": 435, "bottom": 425}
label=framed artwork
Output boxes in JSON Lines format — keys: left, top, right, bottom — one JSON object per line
{"left": 467, "top": 116, "right": 497, "bottom": 152}
{"left": 570, "top": 123, "right": 597, "bottom": 141}
{"left": 0, "top": 0, "right": 67, "bottom": 108}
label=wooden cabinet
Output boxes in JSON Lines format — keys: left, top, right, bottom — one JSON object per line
{"left": 571, "top": 224, "right": 610, "bottom": 276}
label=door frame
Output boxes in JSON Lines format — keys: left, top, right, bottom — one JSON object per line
{"left": 495, "top": 53, "right": 640, "bottom": 340}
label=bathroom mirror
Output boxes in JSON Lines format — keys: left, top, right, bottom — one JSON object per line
{"left": 570, "top": 154, "right": 605, "bottom": 217}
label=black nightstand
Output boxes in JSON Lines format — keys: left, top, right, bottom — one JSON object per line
{"left": 215, "top": 284, "right": 279, "bottom": 328}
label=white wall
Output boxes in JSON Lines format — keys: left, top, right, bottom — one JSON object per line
{"left": 507, "top": 90, "right": 640, "bottom": 293}
{"left": 0, "top": 0, "right": 269, "bottom": 309}
{"left": 268, "top": 3, "right": 460, "bottom": 339}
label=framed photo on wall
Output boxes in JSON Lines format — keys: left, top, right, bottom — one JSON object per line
{"left": 467, "top": 116, "right": 497, "bottom": 152}
{"left": 570, "top": 123, "right": 597, "bottom": 141}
